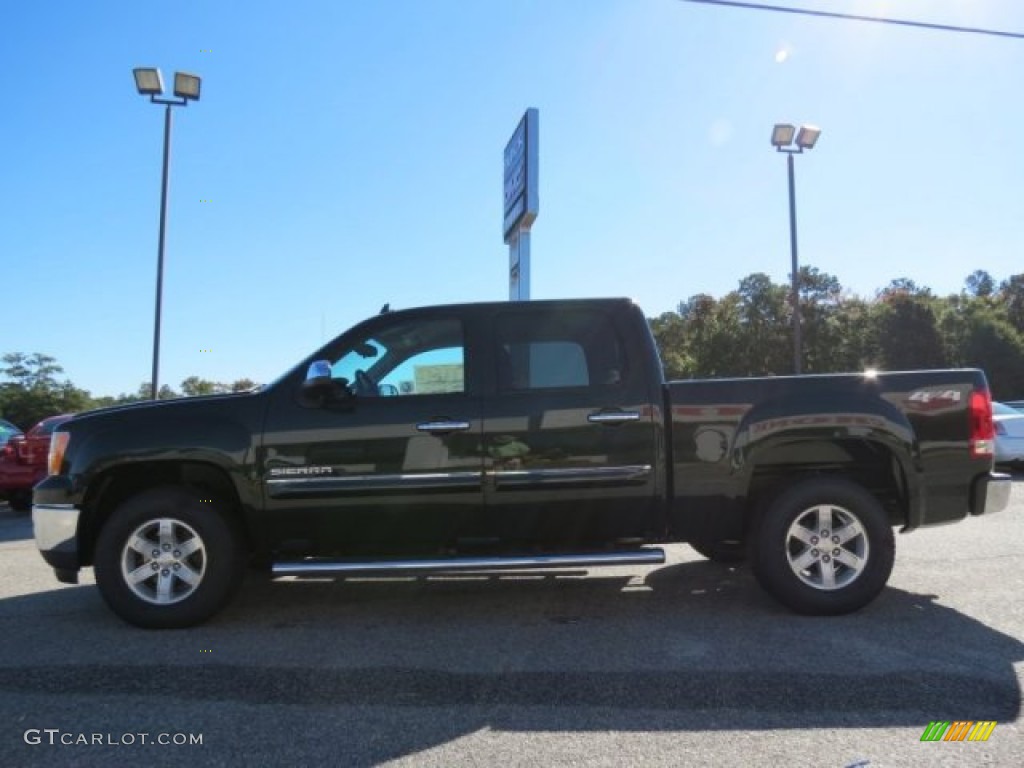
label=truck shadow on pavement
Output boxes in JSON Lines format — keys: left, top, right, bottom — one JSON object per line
{"left": 0, "top": 559, "right": 1020, "bottom": 766}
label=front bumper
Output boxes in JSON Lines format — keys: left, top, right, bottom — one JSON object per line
{"left": 33, "top": 503, "right": 81, "bottom": 581}
{"left": 970, "top": 471, "right": 1012, "bottom": 517}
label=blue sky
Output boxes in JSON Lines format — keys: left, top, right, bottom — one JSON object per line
{"left": 3, "top": 0, "right": 1023, "bottom": 397}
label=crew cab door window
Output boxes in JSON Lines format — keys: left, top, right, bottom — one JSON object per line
{"left": 496, "top": 310, "right": 626, "bottom": 392}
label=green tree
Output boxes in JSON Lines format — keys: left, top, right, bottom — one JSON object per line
{"left": 180, "top": 376, "right": 223, "bottom": 397}
{"left": 87, "top": 395, "right": 120, "bottom": 410}
{"left": 648, "top": 312, "right": 693, "bottom": 379}
{"left": 735, "top": 273, "right": 789, "bottom": 375}
{"left": 122, "top": 382, "right": 179, "bottom": 401}
{"left": 871, "top": 294, "right": 946, "bottom": 370}
{"left": 676, "top": 291, "right": 749, "bottom": 377}
{"left": 651, "top": 267, "right": 1024, "bottom": 385}
{"left": 1, "top": 353, "right": 63, "bottom": 389}
{"left": 676, "top": 293, "right": 729, "bottom": 376}
{"left": 936, "top": 294, "right": 969, "bottom": 367}
{"left": 950, "top": 302, "right": 1024, "bottom": 398}
{"left": 999, "top": 274, "right": 1024, "bottom": 333}
{"left": 797, "top": 266, "right": 845, "bottom": 373}
{"left": 965, "top": 270, "right": 995, "bottom": 298}
{"left": 828, "top": 295, "right": 876, "bottom": 371}
{"left": 869, "top": 280, "right": 946, "bottom": 370}
{"left": 882, "top": 277, "right": 931, "bottom": 298}
{"left": 0, "top": 353, "right": 91, "bottom": 429}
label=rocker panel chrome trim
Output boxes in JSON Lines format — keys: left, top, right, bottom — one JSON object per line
{"left": 272, "top": 548, "right": 666, "bottom": 576}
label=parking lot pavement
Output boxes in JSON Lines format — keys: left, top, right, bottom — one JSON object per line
{"left": 0, "top": 487, "right": 1022, "bottom": 767}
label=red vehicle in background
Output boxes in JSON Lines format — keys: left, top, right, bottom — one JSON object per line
{"left": 0, "top": 414, "right": 75, "bottom": 512}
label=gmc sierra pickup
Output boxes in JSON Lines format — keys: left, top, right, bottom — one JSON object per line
{"left": 33, "top": 298, "right": 1011, "bottom": 628}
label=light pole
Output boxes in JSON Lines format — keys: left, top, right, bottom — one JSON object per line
{"left": 771, "top": 123, "right": 821, "bottom": 375}
{"left": 133, "top": 68, "right": 201, "bottom": 400}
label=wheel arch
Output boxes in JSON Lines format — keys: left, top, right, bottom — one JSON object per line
{"left": 740, "top": 437, "right": 913, "bottom": 536}
{"left": 730, "top": 389, "right": 922, "bottom": 535}
{"left": 79, "top": 461, "right": 252, "bottom": 567}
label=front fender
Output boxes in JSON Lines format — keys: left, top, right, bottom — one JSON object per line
{"left": 67, "top": 415, "right": 259, "bottom": 511}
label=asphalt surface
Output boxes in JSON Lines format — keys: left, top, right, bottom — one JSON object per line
{"left": 0, "top": 483, "right": 1022, "bottom": 767}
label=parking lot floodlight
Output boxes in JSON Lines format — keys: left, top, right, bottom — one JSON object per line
{"left": 133, "top": 67, "right": 201, "bottom": 400}
{"left": 173, "top": 72, "right": 201, "bottom": 101}
{"left": 133, "top": 68, "right": 164, "bottom": 96}
{"left": 771, "top": 120, "right": 822, "bottom": 375}
{"left": 772, "top": 123, "right": 796, "bottom": 148}
{"left": 796, "top": 125, "right": 821, "bottom": 150}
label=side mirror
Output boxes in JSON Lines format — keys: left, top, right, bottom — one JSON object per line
{"left": 298, "top": 360, "right": 350, "bottom": 407}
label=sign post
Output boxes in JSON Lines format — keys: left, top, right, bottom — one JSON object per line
{"left": 503, "top": 109, "right": 539, "bottom": 301}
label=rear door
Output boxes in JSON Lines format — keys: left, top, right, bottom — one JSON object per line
{"left": 481, "top": 305, "right": 661, "bottom": 548}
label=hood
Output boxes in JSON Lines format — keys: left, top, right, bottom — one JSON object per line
{"left": 70, "top": 390, "right": 259, "bottom": 425}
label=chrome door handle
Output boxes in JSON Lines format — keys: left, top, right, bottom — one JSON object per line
{"left": 588, "top": 410, "right": 641, "bottom": 425}
{"left": 416, "top": 420, "right": 471, "bottom": 434}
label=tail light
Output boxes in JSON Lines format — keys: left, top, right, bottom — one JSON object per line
{"left": 969, "top": 388, "right": 995, "bottom": 459}
{"left": 9, "top": 437, "right": 29, "bottom": 464}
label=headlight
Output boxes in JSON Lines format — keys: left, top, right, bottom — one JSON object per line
{"left": 48, "top": 431, "right": 70, "bottom": 476}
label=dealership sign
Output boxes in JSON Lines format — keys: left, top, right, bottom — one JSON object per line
{"left": 503, "top": 108, "right": 538, "bottom": 242}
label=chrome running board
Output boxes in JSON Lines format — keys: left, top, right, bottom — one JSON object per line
{"left": 272, "top": 548, "right": 665, "bottom": 576}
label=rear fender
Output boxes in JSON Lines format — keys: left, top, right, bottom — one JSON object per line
{"left": 730, "top": 394, "right": 921, "bottom": 526}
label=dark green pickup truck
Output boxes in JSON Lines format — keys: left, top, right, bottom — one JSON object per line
{"left": 33, "top": 298, "right": 1011, "bottom": 627}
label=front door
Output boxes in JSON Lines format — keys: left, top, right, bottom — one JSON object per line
{"left": 259, "top": 311, "right": 484, "bottom": 556}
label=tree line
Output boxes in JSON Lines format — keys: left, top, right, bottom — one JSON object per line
{"left": 0, "top": 352, "right": 256, "bottom": 430}
{"left": 649, "top": 268, "right": 1024, "bottom": 400}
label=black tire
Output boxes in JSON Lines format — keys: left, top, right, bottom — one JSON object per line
{"left": 8, "top": 489, "right": 32, "bottom": 513}
{"left": 689, "top": 537, "right": 746, "bottom": 564}
{"left": 94, "top": 486, "right": 245, "bottom": 629}
{"left": 749, "top": 476, "right": 894, "bottom": 616}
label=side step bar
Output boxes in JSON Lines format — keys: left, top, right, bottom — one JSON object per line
{"left": 272, "top": 548, "right": 666, "bottom": 577}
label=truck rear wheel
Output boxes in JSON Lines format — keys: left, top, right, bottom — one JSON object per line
{"left": 750, "top": 477, "right": 894, "bottom": 615}
{"left": 94, "top": 486, "right": 245, "bottom": 628}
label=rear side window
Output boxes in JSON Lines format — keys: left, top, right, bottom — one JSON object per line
{"left": 495, "top": 309, "right": 626, "bottom": 391}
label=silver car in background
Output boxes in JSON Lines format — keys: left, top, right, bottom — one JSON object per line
{"left": 993, "top": 402, "right": 1024, "bottom": 468}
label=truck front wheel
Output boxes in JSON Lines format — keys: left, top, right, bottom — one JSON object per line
{"left": 94, "top": 486, "right": 245, "bottom": 628}
{"left": 750, "top": 477, "right": 894, "bottom": 616}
